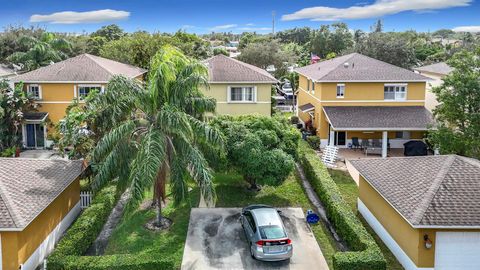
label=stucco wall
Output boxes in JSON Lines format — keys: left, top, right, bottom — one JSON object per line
{"left": 1, "top": 178, "right": 80, "bottom": 270}
{"left": 417, "top": 71, "right": 445, "bottom": 112}
{"left": 297, "top": 74, "right": 427, "bottom": 140}
{"left": 203, "top": 83, "right": 271, "bottom": 116}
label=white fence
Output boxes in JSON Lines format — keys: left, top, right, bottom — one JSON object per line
{"left": 80, "top": 191, "right": 93, "bottom": 209}
{"left": 322, "top": 145, "right": 338, "bottom": 167}
{"left": 275, "top": 105, "right": 294, "bottom": 112}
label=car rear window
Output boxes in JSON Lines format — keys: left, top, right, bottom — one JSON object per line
{"left": 259, "top": 225, "right": 286, "bottom": 239}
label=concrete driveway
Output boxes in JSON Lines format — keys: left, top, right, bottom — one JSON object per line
{"left": 181, "top": 208, "right": 329, "bottom": 270}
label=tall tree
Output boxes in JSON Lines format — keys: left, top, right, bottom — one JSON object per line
{"left": 92, "top": 46, "right": 223, "bottom": 227}
{"left": 428, "top": 48, "right": 480, "bottom": 158}
{"left": 91, "top": 24, "right": 125, "bottom": 42}
{"left": 7, "top": 32, "right": 72, "bottom": 71}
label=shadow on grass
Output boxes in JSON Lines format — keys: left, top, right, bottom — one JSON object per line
{"left": 104, "top": 187, "right": 200, "bottom": 268}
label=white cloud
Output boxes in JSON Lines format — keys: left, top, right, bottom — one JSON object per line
{"left": 209, "top": 24, "right": 238, "bottom": 31}
{"left": 30, "top": 9, "right": 130, "bottom": 24}
{"left": 181, "top": 25, "right": 196, "bottom": 29}
{"left": 282, "top": 0, "right": 471, "bottom": 21}
{"left": 452, "top": 25, "right": 480, "bottom": 33}
{"left": 245, "top": 23, "right": 255, "bottom": 26}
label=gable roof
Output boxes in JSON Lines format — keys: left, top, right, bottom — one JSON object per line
{"left": 295, "top": 53, "right": 429, "bottom": 82}
{"left": 204, "top": 54, "right": 277, "bottom": 83}
{"left": 413, "top": 62, "right": 453, "bottom": 76}
{"left": 323, "top": 106, "right": 434, "bottom": 131}
{"left": 0, "top": 158, "right": 84, "bottom": 230}
{"left": 350, "top": 155, "right": 480, "bottom": 228}
{"left": 0, "top": 65, "right": 15, "bottom": 77}
{"left": 12, "top": 54, "right": 147, "bottom": 83}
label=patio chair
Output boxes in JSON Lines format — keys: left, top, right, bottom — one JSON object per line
{"left": 352, "top": 137, "right": 360, "bottom": 150}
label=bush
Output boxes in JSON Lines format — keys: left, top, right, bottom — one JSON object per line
{"left": 298, "top": 141, "right": 386, "bottom": 270}
{"left": 290, "top": 115, "right": 299, "bottom": 124}
{"left": 306, "top": 135, "right": 321, "bottom": 149}
{"left": 0, "top": 146, "right": 15, "bottom": 157}
{"left": 47, "top": 185, "right": 173, "bottom": 270}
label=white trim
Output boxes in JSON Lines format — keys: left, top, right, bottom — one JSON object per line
{"left": 217, "top": 101, "right": 270, "bottom": 104}
{"left": 384, "top": 83, "right": 408, "bottom": 101}
{"left": 358, "top": 199, "right": 434, "bottom": 270}
{"left": 77, "top": 84, "right": 102, "bottom": 100}
{"left": 294, "top": 71, "right": 428, "bottom": 83}
{"left": 35, "top": 101, "right": 75, "bottom": 104}
{"left": 227, "top": 85, "right": 256, "bottom": 103}
{"left": 336, "top": 84, "right": 345, "bottom": 99}
{"left": 14, "top": 81, "right": 109, "bottom": 84}
{"left": 20, "top": 202, "right": 81, "bottom": 270}
{"left": 27, "top": 84, "right": 42, "bottom": 100}
{"left": 209, "top": 81, "right": 277, "bottom": 84}
{"left": 73, "top": 85, "right": 77, "bottom": 98}
{"left": 332, "top": 127, "right": 428, "bottom": 131}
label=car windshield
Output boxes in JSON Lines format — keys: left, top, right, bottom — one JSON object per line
{"left": 259, "top": 225, "right": 286, "bottom": 239}
{"left": 283, "top": 83, "right": 292, "bottom": 88}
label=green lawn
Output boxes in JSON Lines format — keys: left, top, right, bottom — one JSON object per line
{"left": 105, "top": 171, "right": 339, "bottom": 269}
{"left": 328, "top": 169, "right": 405, "bottom": 270}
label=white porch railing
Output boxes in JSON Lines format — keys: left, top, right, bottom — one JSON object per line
{"left": 275, "top": 105, "right": 294, "bottom": 112}
{"left": 80, "top": 191, "right": 93, "bottom": 209}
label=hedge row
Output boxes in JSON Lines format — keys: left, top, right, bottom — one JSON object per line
{"left": 48, "top": 185, "right": 174, "bottom": 270}
{"left": 298, "top": 141, "right": 386, "bottom": 270}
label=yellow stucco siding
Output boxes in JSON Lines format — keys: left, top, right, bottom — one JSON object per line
{"left": 203, "top": 83, "right": 272, "bottom": 116}
{"left": 319, "top": 82, "right": 426, "bottom": 101}
{"left": 1, "top": 178, "right": 80, "bottom": 270}
{"left": 359, "top": 176, "right": 422, "bottom": 265}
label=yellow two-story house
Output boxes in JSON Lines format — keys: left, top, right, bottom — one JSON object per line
{"left": 12, "top": 54, "right": 146, "bottom": 149}
{"left": 296, "top": 53, "right": 434, "bottom": 157}
{"left": 203, "top": 54, "right": 277, "bottom": 116}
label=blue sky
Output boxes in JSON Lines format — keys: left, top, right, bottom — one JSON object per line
{"left": 1, "top": 0, "right": 479, "bottom": 34}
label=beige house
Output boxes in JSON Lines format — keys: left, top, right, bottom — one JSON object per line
{"left": 413, "top": 62, "right": 452, "bottom": 112}
{"left": 351, "top": 155, "right": 480, "bottom": 270}
{"left": 203, "top": 55, "right": 277, "bottom": 116}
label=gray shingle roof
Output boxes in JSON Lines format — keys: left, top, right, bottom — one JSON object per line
{"left": 12, "top": 54, "right": 147, "bottom": 83}
{"left": 204, "top": 55, "right": 277, "bottom": 83}
{"left": 414, "top": 62, "right": 453, "bottom": 76}
{"left": 0, "top": 158, "right": 84, "bottom": 230}
{"left": 295, "top": 53, "right": 429, "bottom": 82}
{"left": 350, "top": 155, "right": 480, "bottom": 227}
{"left": 0, "top": 65, "right": 15, "bottom": 77}
{"left": 299, "top": 103, "right": 315, "bottom": 112}
{"left": 24, "top": 112, "right": 48, "bottom": 121}
{"left": 323, "top": 106, "right": 434, "bottom": 130}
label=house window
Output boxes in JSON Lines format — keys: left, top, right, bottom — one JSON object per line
{"left": 395, "top": 131, "right": 410, "bottom": 139}
{"left": 27, "top": 84, "right": 41, "bottom": 99}
{"left": 311, "top": 80, "right": 315, "bottom": 94}
{"left": 228, "top": 86, "right": 256, "bottom": 102}
{"left": 78, "top": 85, "right": 102, "bottom": 100}
{"left": 384, "top": 84, "right": 407, "bottom": 101}
{"left": 336, "top": 84, "right": 345, "bottom": 98}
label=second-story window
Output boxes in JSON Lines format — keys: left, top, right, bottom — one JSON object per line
{"left": 78, "top": 85, "right": 102, "bottom": 100}
{"left": 311, "top": 80, "right": 315, "bottom": 94}
{"left": 384, "top": 84, "right": 407, "bottom": 101}
{"left": 228, "top": 86, "right": 256, "bottom": 102}
{"left": 27, "top": 84, "right": 42, "bottom": 100}
{"left": 336, "top": 84, "right": 345, "bottom": 98}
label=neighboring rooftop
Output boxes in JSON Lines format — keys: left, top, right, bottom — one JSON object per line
{"left": 414, "top": 62, "right": 453, "bottom": 76}
{"left": 0, "top": 64, "right": 15, "bottom": 77}
{"left": 204, "top": 54, "right": 277, "bottom": 83}
{"left": 0, "top": 158, "right": 84, "bottom": 230}
{"left": 295, "top": 53, "right": 429, "bottom": 82}
{"left": 12, "top": 54, "right": 147, "bottom": 83}
{"left": 323, "top": 106, "right": 434, "bottom": 131}
{"left": 351, "top": 155, "right": 480, "bottom": 227}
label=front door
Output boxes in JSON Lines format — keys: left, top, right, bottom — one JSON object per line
{"left": 334, "top": 131, "right": 346, "bottom": 146}
{"left": 25, "top": 123, "right": 45, "bottom": 148}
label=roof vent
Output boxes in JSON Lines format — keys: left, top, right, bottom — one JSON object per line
{"left": 343, "top": 62, "right": 349, "bottom": 68}
{"left": 352, "top": 62, "right": 355, "bottom": 68}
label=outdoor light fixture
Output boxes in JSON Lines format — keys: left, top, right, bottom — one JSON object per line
{"left": 424, "top": 234, "right": 433, "bottom": 249}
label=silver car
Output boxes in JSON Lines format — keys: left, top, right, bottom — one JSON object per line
{"left": 240, "top": 205, "right": 293, "bottom": 261}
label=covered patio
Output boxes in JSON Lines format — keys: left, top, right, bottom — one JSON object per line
{"left": 322, "top": 106, "right": 434, "bottom": 158}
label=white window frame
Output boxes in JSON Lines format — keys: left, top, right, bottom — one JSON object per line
{"left": 384, "top": 83, "right": 407, "bottom": 101}
{"left": 77, "top": 84, "right": 102, "bottom": 100}
{"left": 227, "top": 86, "right": 257, "bottom": 103}
{"left": 311, "top": 80, "right": 315, "bottom": 94}
{"left": 27, "top": 84, "right": 42, "bottom": 100}
{"left": 336, "top": 83, "right": 345, "bottom": 99}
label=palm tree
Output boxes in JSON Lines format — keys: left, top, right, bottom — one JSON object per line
{"left": 92, "top": 46, "right": 223, "bottom": 227}
{"left": 7, "top": 32, "right": 72, "bottom": 71}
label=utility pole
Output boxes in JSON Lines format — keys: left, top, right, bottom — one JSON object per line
{"left": 272, "top": 11, "right": 276, "bottom": 35}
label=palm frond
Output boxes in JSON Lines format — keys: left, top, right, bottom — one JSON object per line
{"left": 92, "top": 120, "right": 136, "bottom": 162}
{"left": 187, "top": 115, "right": 224, "bottom": 148}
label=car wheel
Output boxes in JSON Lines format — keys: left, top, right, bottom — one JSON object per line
{"left": 250, "top": 244, "right": 255, "bottom": 259}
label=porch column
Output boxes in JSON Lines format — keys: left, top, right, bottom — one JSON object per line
{"left": 382, "top": 131, "right": 388, "bottom": 158}
{"left": 329, "top": 130, "right": 335, "bottom": 146}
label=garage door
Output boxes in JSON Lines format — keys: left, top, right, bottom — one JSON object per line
{"left": 435, "top": 232, "right": 480, "bottom": 270}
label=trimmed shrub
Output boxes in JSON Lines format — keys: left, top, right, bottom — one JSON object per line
{"left": 298, "top": 141, "right": 386, "bottom": 270}
{"left": 306, "top": 135, "right": 321, "bottom": 150}
{"left": 47, "top": 185, "right": 174, "bottom": 270}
